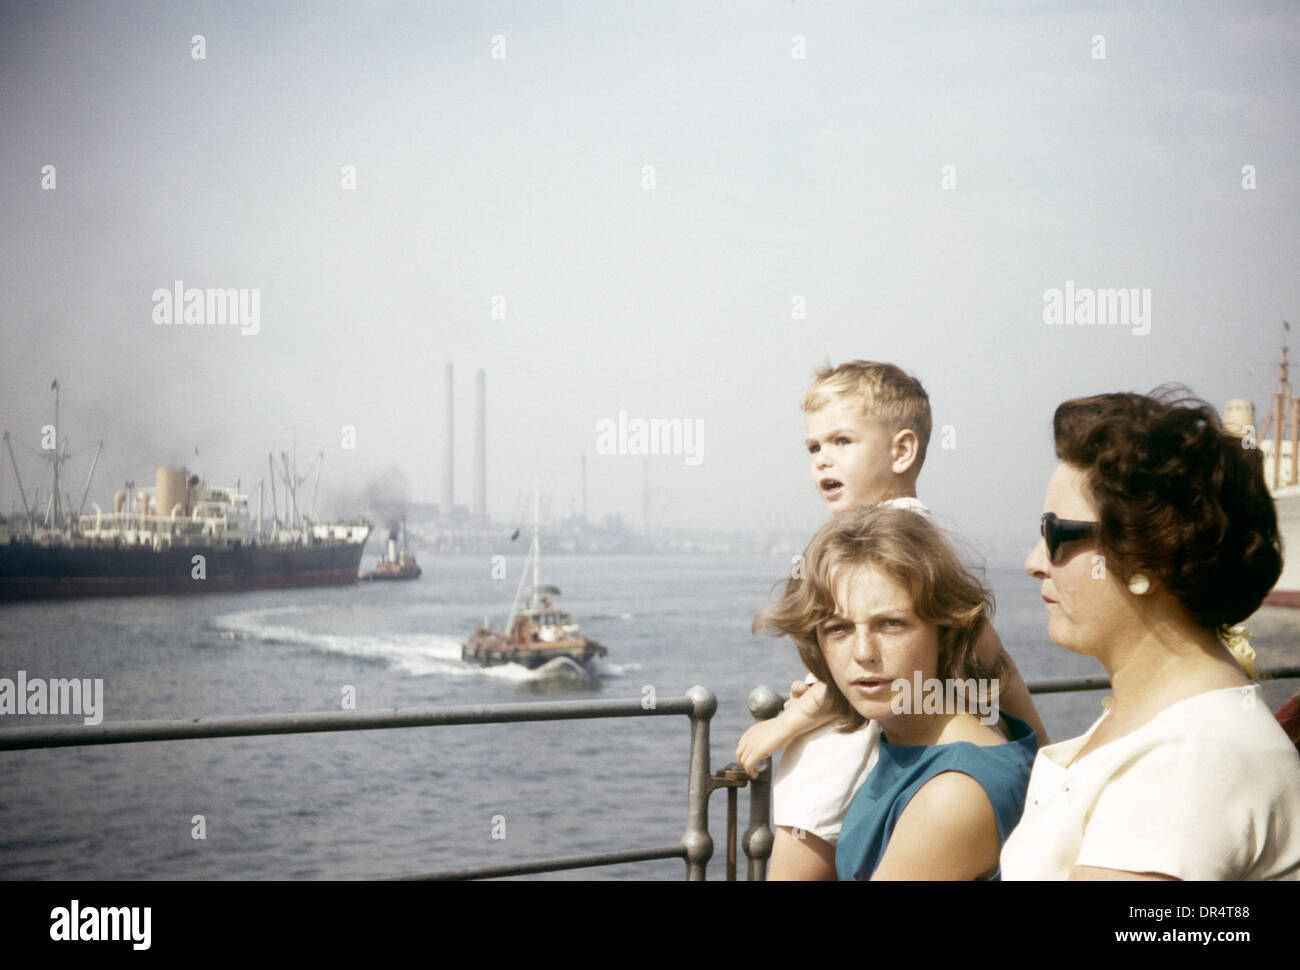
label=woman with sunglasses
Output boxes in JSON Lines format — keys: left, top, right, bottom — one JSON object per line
{"left": 1001, "top": 389, "right": 1300, "bottom": 880}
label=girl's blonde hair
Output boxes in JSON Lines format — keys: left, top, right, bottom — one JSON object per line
{"left": 754, "top": 505, "right": 1002, "bottom": 728}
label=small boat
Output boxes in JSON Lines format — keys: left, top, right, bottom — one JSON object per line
{"left": 462, "top": 487, "right": 607, "bottom": 670}
{"left": 361, "top": 519, "right": 421, "bottom": 581}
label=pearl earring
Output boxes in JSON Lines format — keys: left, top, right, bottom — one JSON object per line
{"left": 1127, "top": 573, "right": 1151, "bottom": 595}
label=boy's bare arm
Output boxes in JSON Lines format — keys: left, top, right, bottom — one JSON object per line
{"left": 735, "top": 680, "right": 837, "bottom": 778}
{"left": 977, "top": 623, "right": 1049, "bottom": 744}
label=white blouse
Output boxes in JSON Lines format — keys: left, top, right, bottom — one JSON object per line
{"left": 1001, "top": 686, "right": 1300, "bottom": 880}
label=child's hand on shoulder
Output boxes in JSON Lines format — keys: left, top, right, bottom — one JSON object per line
{"left": 785, "top": 678, "right": 828, "bottom": 719}
{"left": 735, "top": 679, "right": 835, "bottom": 779}
{"left": 737, "top": 716, "right": 800, "bottom": 779}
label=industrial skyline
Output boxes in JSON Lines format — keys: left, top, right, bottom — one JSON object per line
{"left": 2, "top": 2, "right": 1297, "bottom": 559}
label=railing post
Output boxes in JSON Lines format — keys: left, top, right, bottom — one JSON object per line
{"left": 726, "top": 784, "right": 738, "bottom": 879}
{"left": 708, "top": 765, "right": 749, "bottom": 880}
{"left": 682, "top": 685, "right": 716, "bottom": 880}
{"left": 742, "top": 685, "right": 781, "bottom": 880}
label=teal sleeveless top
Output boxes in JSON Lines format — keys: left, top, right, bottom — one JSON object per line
{"left": 835, "top": 713, "right": 1037, "bottom": 881}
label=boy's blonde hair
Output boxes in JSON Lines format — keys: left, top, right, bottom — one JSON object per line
{"left": 753, "top": 505, "right": 1002, "bottom": 729}
{"left": 802, "top": 361, "right": 932, "bottom": 472}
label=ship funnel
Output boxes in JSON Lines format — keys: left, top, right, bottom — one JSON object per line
{"left": 1224, "top": 399, "right": 1256, "bottom": 437}
{"left": 157, "top": 466, "right": 188, "bottom": 517}
{"left": 113, "top": 489, "right": 126, "bottom": 517}
{"left": 388, "top": 535, "right": 398, "bottom": 562}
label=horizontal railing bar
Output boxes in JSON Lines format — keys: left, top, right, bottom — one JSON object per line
{"left": 1024, "top": 665, "right": 1300, "bottom": 695}
{"left": 1024, "top": 675, "right": 1112, "bottom": 694}
{"left": 0, "top": 696, "right": 697, "bottom": 751}
{"left": 1259, "top": 664, "right": 1300, "bottom": 680}
{"left": 394, "top": 844, "right": 689, "bottom": 881}
{"left": 3, "top": 667, "right": 1295, "bottom": 751}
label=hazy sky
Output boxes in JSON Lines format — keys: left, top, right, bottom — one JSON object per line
{"left": 2, "top": 0, "right": 1298, "bottom": 551}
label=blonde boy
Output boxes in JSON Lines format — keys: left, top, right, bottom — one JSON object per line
{"left": 736, "top": 360, "right": 1047, "bottom": 880}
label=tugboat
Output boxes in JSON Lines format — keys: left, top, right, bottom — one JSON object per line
{"left": 361, "top": 519, "right": 421, "bottom": 581}
{"left": 462, "top": 487, "right": 607, "bottom": 670}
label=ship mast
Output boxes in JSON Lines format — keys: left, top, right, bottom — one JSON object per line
{"left": 280, "top": 452, "right": 296, "bottom": 527}
{"left": 77, "top": 441, "right": 102, "bottom": 516}
{"left": 504, "top": 480, "right": 542, "bottom": 631}
{"left": 1260, "top": 323, "right": 1299, "bottom": 490}
{"left": 2, "top": 431, "right": 32, "bottom": 521}
{"left": 268, "top": 453, "right": 279, "bottom": 527}
{"left": 46, "top": 381, "right": 61, "bottom": 527}
{"left": 4, "top": 382, "right": 96, "bottom": 531}
{"left": 531, "top": 479, "right": 540, "bottom": 607}
{"left": 310, "top": 452, "right": 323, "bottom": 521}
{"left": 52, "top": 383, "right": 60, "bottom": 525}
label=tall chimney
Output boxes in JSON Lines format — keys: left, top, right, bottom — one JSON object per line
{"left": 642, "top": 458, "right": 649, "bottom": 536}
{"left": 474, "top": 369, "right": 486, "bottom": 522}
{"left": 442, "top": 363, "right": 454, "bottom": 520}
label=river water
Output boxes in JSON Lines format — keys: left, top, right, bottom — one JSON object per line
{"left": 2, "top": 551, "right": 1297, "bottom": 880}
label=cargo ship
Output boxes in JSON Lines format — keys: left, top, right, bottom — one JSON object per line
{"left": 1225, "top": 328, "right": 1300, "bottom": 607}
{"left": 0, "top": 384, "right": 370, "bottom": 601}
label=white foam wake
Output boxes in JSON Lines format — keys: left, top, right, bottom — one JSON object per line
{"left": 211, "top": 607, "right": 619, "bottom": 682}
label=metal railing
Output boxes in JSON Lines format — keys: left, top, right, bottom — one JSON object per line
{"left": 1, "top": 667, "right": 1297, "bottom": 880}
{"left": 0, "top": 686, "right": 747, "bottom": 881}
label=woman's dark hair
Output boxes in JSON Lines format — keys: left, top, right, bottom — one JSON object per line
{"left": 1053, "top": 387, "right": 1282, "bottom": 629}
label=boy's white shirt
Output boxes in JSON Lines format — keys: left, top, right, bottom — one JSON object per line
{"left": 772, "top": 496, "right": 930, "bottom": 843}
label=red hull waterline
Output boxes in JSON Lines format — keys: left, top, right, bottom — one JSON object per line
{"left": 0, "top": 569, "right": 362, "bottom": 601}
{"left": 1264, "top": 589, "right": 1300, "bottom": 608}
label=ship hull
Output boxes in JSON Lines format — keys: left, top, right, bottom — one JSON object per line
{"left": 0, "top": 540, "right": 366, "bottom": 601}
{"left": 462, "top": 633, "right": 607, "bottom": 670}
{"left": 360, "top": 565, "right": 422, "bottom": 581}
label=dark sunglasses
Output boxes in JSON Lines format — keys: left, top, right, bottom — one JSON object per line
{"left": 1040, "top": 512, "right": 1098, "bottom": 564}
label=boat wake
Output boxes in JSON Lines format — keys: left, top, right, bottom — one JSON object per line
{"left": 211, "top": 607, "right": 624, "bottom": 683}
{"left": 591, "top": 659, "right": 641, "bottom": 678}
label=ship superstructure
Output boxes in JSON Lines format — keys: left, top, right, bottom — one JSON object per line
{"left": 1225, "top": 328, "right": 1300, "bottom": 606}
